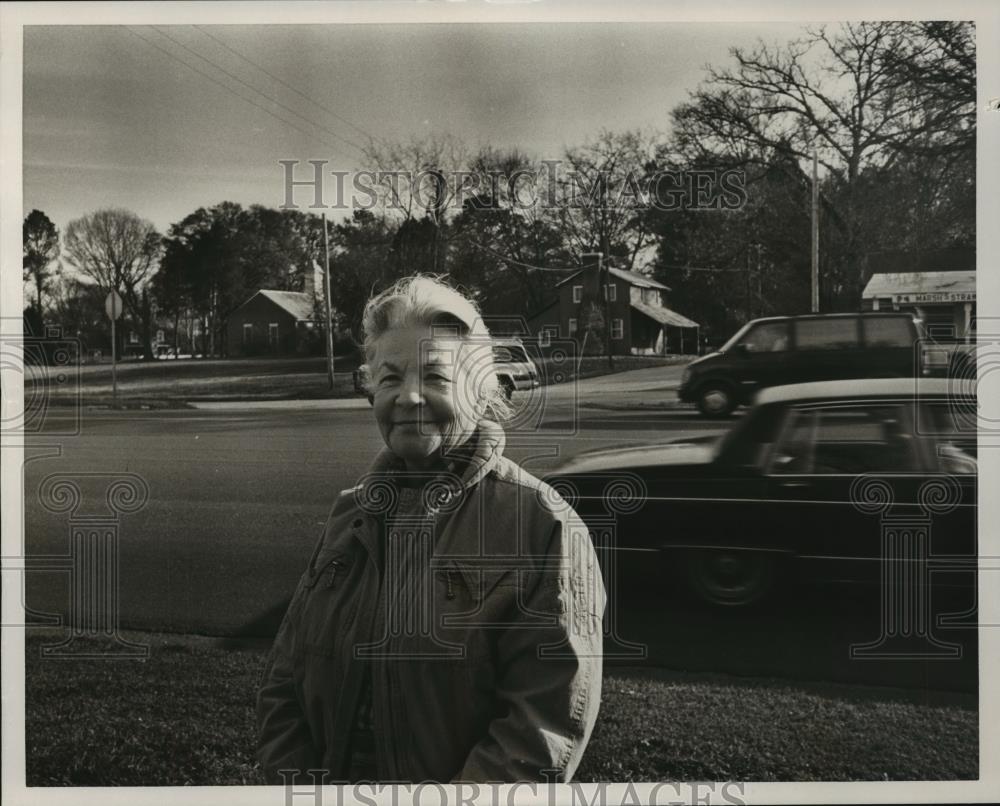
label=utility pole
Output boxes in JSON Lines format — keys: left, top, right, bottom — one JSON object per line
{"left": 746, "top": 245, "right": 753, "bottom": 320}
{"left": 581, "top": 250, "right": 613, "bottom": 370}
{"left": 811, "top": 150, "right": 819, "bottom": 313}
{"left": 322, "top": 213, "right": 335, "bottom": 390}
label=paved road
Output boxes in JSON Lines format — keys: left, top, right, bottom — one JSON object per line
{"left": 18, "top": 365, "right": 977, "bottom": 691}
{"left": 22, "top": 370, "right": 722, "bottom": 635}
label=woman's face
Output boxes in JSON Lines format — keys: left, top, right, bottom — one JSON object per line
{"left": 370, "top": 325, "right": 486, "bottom": 470}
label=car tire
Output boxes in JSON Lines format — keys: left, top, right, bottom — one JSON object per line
{"left": 684, "top": 549, "right": 775, "bottom": 607}
{"left": 696, "top": 381, "right": 737, "bottom": 418}
{"left": 499, "top": 377, "right": 514, "bottom": 400}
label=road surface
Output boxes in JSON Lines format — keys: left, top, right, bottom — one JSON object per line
{"left": 17, "top": 365, "right": 977, "bottom": 691}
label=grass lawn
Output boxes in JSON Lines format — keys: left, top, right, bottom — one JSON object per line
{"left": 22, "top": 630, "right": 976, "bottom": 785}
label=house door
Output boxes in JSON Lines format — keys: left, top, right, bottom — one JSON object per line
{"left": 268, "top": 323, "right": 279, "bottom": 352}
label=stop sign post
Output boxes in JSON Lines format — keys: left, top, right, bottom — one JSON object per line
{"left": 105, "top": 290, "right": 123, "bottom": 407}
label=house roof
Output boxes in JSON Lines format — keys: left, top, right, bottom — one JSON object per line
{"left": 630, "top": 298, "right": 699, "bottom": 328}
{"left": 556, "top": 266, "right": 670, "bottom": 292}
{"left": 525, "top": 299, "right": 559, "bottom": 323}
{"left": 862, "top": 271, "right": 976, "bottom": 300}
{"left": 240, "top": 290, "right": 315, "bottom": 320}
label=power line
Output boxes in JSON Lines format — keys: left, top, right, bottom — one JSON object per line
{"left": 150, "top": 26, "right": 367, "bottom": 155}
{"left": 660, "top": 262, "right": 747, "bottom": 272}
{"left": 192, "top": 25, "right": 385, "bottom": 149}
{"left": 468, "top": 241, "right": 598, "bottom": 273}
{"left": 122, "top": 27, "right": 360, "bottom": 159}
{"left": 147, "top": 26, "right": 367, "bottom": 156}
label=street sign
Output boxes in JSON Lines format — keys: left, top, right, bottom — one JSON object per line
{"left": 105, "top": 290, "right": 124, "bottom": 320}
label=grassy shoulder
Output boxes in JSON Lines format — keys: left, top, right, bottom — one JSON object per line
{"left": 23, "top": 630, "right": 976, "bottom": 785}
{"left": 30, "top": 354, "right": 686, "bottom": 406}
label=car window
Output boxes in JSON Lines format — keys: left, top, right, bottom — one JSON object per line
{"left": 794, "top": 318, "right": 860, "bottom": 350}
{"left": 863, "top": 317, "right": 915, "bottom": 348}
{"left": 769, "top": 403, "right": 921, "bottom": 474}
{"left": 920, "top": 401, "right": 978, "bottom": 473}
{"left": 738, "top": 322, "right": 789, "bottom": 353}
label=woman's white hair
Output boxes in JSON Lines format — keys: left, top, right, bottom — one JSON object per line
{"left": 361, "top": 274, "right": 512, "bottom": 421}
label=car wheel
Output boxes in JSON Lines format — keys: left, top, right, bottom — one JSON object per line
{"left": 696, "top": 382, "right": 736, "bottom": 417}
{"left": 685, "top": 549, "right": 775, "bottom": 607}
{"left": 499, "top": 377, "right": 514, "bottom": 400}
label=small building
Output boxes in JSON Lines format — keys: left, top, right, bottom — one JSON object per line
{"left": 226, "top": 289, "right": 318, "bottom": 357}
{"left": 861, "top": 270, "right": 976, "bottom": 342}
{"left": 526, "top": 264, "right": 700, "bottom": 355}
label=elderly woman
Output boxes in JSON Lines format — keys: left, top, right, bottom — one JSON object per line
{"left": 257, "top": 275, "right": 605, "bottom": 784}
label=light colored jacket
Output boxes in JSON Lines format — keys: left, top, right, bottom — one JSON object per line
{"left": 256, "top": 420, "right": 606, "bottom": 783}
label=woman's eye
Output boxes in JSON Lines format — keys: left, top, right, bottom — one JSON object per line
{"left": 425, "top": 373, "right": 451, "bottom": 384}
{"left": 378, "top": 374, "right": 400, "bottom": 386}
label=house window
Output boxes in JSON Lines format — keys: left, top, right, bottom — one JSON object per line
{"left": 242, "top": 323, "right": 253, "bottom": 345}
{"left": 604, "top": 283, "right": 617, "bottom": 302}
{"left": 538, "top": 327, "right": 554, "bottom": 348}
{"left": 611, "top": 318, "right": 624, "bottom": 340}
{"left": 572, "top": 285, "right": 583, "bottom": 303}
{"left": 268, "top": 323, "right": 279, "bottom": 347}
{"left": 568, "top": 318, "right": 578, "bottom": 336}
{"left": 128, "top": 332, "right": 140, "bottom": 344}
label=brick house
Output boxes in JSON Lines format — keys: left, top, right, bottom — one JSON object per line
{"left": 226, "top": 289, "right": 318, "bottom": 357}
{"left": 526, "top": 264, "right": 700, "bottom": 355}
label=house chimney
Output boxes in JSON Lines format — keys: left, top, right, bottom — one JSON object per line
{"left": 303, "top": 260, "right": 320, "bottom": 300}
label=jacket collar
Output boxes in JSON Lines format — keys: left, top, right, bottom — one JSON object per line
{"left": 354, "top": 419, "right": 506, "bottom": 518}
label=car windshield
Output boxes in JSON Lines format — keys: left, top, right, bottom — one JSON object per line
{"left": 712, "top": 404, "right": 785, "bottom": 467}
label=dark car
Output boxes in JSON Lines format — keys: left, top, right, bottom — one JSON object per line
{"left": 678, "top": 312, "right": 929, "bottom": 417}
{"left": 545, "top": 378, "right": 977, "bottom": 607}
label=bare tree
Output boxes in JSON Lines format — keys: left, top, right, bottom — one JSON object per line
{"left": 551, "top": 129, "right": 661, "bottom": 270}
{"left": 64, "top": 208, "right": 162, "bottom": 359}
{"left": 23, "top": 209, "right": 60, "bottom": 314}
{"left": 670, "top": 22, "right": 975, "bottom": 305}
{"left": 362, "top": 134, "right": 469, "bottom": 273}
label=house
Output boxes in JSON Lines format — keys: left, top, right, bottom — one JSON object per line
{"left": 861, "top": 270, "right": 976, "bottom": 343}
{"left": 526, "top": 264, "right": 700, "bottom": 355}
{"left": 226, "top": 289, "right": 318, "bottom": 357}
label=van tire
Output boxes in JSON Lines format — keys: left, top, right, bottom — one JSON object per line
{"left": 696, "top": 381, "right": 736, "bottom": 417}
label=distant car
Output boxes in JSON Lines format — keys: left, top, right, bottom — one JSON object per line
{"left": 545, "top": 378, "right": 977, "bottom": 607}
{"left": 678, "top": 312, "right": 930, "bottom": 417}
{"left": 492, "top": 338, "right": 540, "bottom": 399}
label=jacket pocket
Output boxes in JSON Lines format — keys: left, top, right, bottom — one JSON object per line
{"left": 295, "top": 550, "right": 358, "bottom": 657}
{"left": 428, "top": 561, "right": 515, "bottom": 663}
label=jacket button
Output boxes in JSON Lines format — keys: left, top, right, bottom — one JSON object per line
{"left": 352, "top": 518, "right": 363, "bottom": 528}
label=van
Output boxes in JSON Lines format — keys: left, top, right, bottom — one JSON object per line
{"left": 677, "top": 312, "right": 926, "bottom": 417}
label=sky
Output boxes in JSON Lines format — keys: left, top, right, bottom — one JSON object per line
{"left": 22, "top": 21, "right": 805, "bottom": 235}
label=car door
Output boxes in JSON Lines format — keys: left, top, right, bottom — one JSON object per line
{"left": 762, "top": 399, "right": 928, "bottom": 583}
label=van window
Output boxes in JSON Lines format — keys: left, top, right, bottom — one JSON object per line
{"left": 795, "top": 318, "right": 859, "bottom": 350}
{"left": 737, "top": 322, "right": 789, "bottom": 353}
{"left": 863, "top": 316, "right": 915, "bottom": 348}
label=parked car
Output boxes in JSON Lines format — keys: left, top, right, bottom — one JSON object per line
{"left": 492, "top": 338, "right": 540, "bottom": 399}
{"left": 678, "top": 312, "right": 932, "bottom": 417}
{"left": 545, "top": 378, "right": 977, "bottom": 607}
